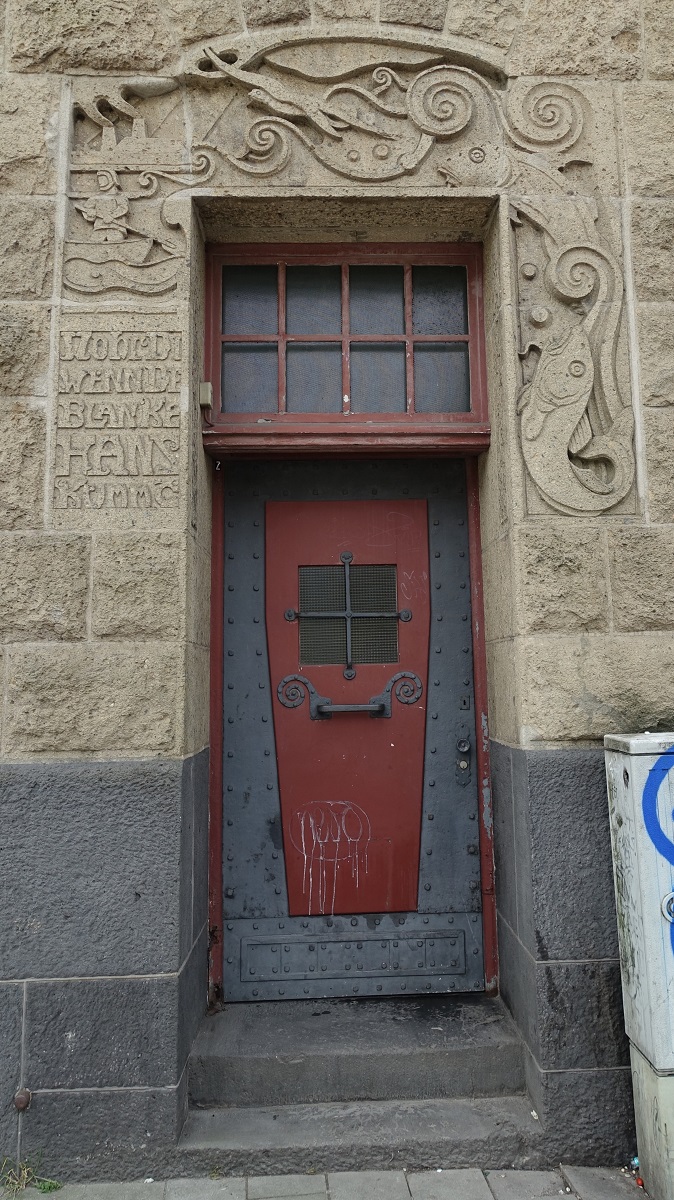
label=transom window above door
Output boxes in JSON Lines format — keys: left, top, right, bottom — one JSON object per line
{"left": 204, "top": 243, "right": 488, "bottom": 456}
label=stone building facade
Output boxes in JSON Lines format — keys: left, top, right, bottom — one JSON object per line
{"left": 1, "top": 0, "right": 673, "bottom": 1182}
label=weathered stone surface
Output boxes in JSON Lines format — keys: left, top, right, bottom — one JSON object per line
{"left": 92, "top": 533, "right": 183, "bottom": 639}
{"left": 0, "top": 758, "right": 197, "bottom": 977}
{"left": 167, "top": 0, "right": 243, "bottom": 43}
{"left": 482, "top": 534, "right": 516, "bottom": 641}
{"left": 25, "top": 975, "right": 180, "bottom": 1088}
{"left": 0, "top": 534, "right": 89, "bottom": 640}
{"left": 644, "top": 0, "right": 674, "bottom": 78}
{"left": 447, "top": 1, "right": 525, "bottom": 50}
{"left": 507, "top": 0, "right": 641, "bottom": 78}
{"left": 0, "top": 304, "right": 50, "bottom": 396}
{"left": 514, "top": 526, "right": 609, "bottom": 634}
{"left": 5, "top": 643, "right": 178, "bottom": 753}
{"left": 644, "top": 409, "right": 674, "bottom": 522}
{"left": 314, "top": 0, "right": 377, "bottom": 18}
{"left": 623, "top": 83, "right": 674, "bottom": 197}
{"left": 631, "top": 201, "right": 674, "bottom": 301}
{"left": 380, "top": 0, "right": 446, "bottom": 29}
{"left": 0, "top": 402, "right": 45, "bottom": 530}
{"left": 241, "top": 0, "right": 310, "bottom": 25}
{"left": 609, "top": 528, "right": 674, "bottom": 630}
{"left": 0, "top": 77, "right": 60, "bottom": 193}
{"left": 9, "top": 0, "right": 176, "bottom": 71}
{"left": 184, "top": 642, "right": 210, "bottom": 755}
{"left": 0, "top": 201, "right": 53, "bottom": 299}
{"left": 0, "top": 982, "right": 22, "bottom": 1162}
{"left": 637, "top": 303, "right": 674, "bottom": 405}
{"left": 486, "top": 639, "right": 521, "bottom": 747}
{"left": 522, "top": 633, "right": 674, "bottom": 742}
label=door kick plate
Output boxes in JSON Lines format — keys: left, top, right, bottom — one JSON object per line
{"left": 223, "top": 911, "right": 484, "bottom": 1001}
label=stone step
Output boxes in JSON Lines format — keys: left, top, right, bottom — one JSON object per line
{"left": 178, "top": 1096, "right": 544, "bottom": 1176}
{"left": 188, "top": 996, "right": 525, "bottom": 1107}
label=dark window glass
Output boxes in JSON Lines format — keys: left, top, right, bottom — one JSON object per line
{"left": 221, "top": 344, "right": 277, "bottom": 412}
{"left": 299, "top": 566, "right": 346, "bottom": 666}
{"left": 350, "top": 266, "right": 404, "bottom": 335}
{"left": 222, "top": 265, "right": 278, "bottom": 335}
{"left": 352, "top": 617, "right": 399, "bottom": 664}
{"left": 287, "top": 265, "right": 341, "bottom": 335}
{"left": 412, "top": 265, "right": 468, "bottom": 335}
{"left": 350, "top": 343, "right": 406, "bottom": 414}
{"left": 286, "top": 344, "right": 343, "bottom": 414}
{"left": 349, "top": 565, "right": 397, "bottom": 613}
{"left": 413, "top": 343, "right": 470, "bottom": 413}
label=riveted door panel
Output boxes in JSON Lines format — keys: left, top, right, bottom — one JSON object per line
{"left": 266, "top": 500, "right": 430, "bottom": 916}
{"left": 221, "top": 459, "right": 484, "bottom": 1001}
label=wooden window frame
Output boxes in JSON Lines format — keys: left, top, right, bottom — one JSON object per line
{"left": 203, "top": 242, "right": 490, "bottom": 457}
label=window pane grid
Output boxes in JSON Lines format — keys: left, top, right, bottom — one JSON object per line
{"left": 220, "top": 261, "right": 470, "bottom": 415}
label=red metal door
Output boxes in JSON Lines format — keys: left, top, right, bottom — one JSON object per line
{"left": 266, "top": 500, "right": 430, "bottom": 917}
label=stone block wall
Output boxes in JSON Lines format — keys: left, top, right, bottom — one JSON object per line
{"left": 0, "top": 0, "right": 673, "bottom": 1177}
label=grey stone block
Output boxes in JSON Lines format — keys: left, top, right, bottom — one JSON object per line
{"left": 20, "top": 1083, "right": 185, "bottom": 1181}
{"left": 517, "top": 748, "right": 620, "bottom": 962}
{"left": 497, "top": 918, "right": 537, "bottom": 1057}
{"left": 524, "top": 1046, "right": 635, "bottom": 1165}
{"left": 166, "top": 1182, "right": 246, "bottom": 1200}
{"left": 510, "top": 747, "right": 535, "bottom": 955}
{"left": 328, "top": 1172, "right": 410, "bottom": 1200}
{"left": 535, "top": 960, "right": 628, "bottom": 1071}
{"left": 484, "top": 1170, "right": 564, "bottom": 1199}
{"left": 188, "top": 996, "right": 524, "bottom": 1107}
{"left": 178, "top": 926, "right": 208, "bottom": 1076}
{"left": 192, "top": 749, "right": 210, "bottom": 943}
{"left": 180, "top": 757, "right": 196, "bottom": 967}
{"left": 249, "top": 1175, "right": 327, "bottom": 1198}
{"left": 25, "top": 976, "right": 180, "bottom": 1089}
{"left": 407, "top": 1169, "right": 492, "bottom": 1199}
{"left": 490, "top": 742, "right": 518, "bottom": 935}
{"left": 560, "top": 1165, "right": 638, "bottom": 1199}
{"left": 0, "top": 982, "right": 22, "bottom": 1160}
{"left": 0, "top": 758, "right": 202, "bottom": 979}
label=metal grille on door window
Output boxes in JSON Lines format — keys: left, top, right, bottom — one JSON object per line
{"left": 288, "top": 555, "right": 408, "bottom": 677}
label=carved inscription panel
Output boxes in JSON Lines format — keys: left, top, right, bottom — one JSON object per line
{"left": 53, "top": 321, "right": 184, "bottom": 528}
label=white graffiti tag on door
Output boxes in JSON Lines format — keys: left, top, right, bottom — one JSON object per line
{"left": 289, "top": 800, "right": 371, "bottom": 915}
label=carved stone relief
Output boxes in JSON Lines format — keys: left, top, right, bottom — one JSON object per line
{"left": 57, "top": 36, "right": 636, "bottom": 519}
{"left": 53, "top": 322, "right": 183, "bottom": 521}
{"left": 66, "top": 79, "right": 215, "bottom": 299}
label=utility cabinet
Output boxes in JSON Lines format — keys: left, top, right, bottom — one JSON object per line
{"left": 605, "top": 732, "right": 674, "bottom": 1200}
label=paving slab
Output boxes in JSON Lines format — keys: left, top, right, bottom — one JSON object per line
{"left": 408, "top": 1168, "right": 493, "bottom": 1199}
{"left": 166, "top": 1179, "right": 247, "bottom": 1199}
{"left": 328, "top": 1171, "right": 411, "bottom": 1200}
{"left": 56, "top": 1186, "right": 166, "bottom": 1200}
{"left": 248, "top": 1175, "right": 327, "bottom": 1199}
{"left": 485, "top": 1171, "right": 566, "bottom": 1199}
{"left": 560, "top": 1165, "right": 639, "bottom": 1199}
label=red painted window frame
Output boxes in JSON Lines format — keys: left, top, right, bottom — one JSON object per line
{"left": 203, "top": 242, "right": 489, "bottom": 457}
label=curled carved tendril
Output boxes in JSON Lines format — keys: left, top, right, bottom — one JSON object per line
{"left": 277, "top": 675, "right": 311, "bottom": 708}
{"left": 392, "top": 671, "right": 423, "bottom": 705}
{"left": 191, "top": 149, "right": 216, "bottom": 182}
{"left": 507, "top": 83, "right": 584, "bottom": 153}
{"left": 548, "top": 244, "right": 616, "bottom": 306}
{"left": 406, "top": 68, "right": 474, "bottom": 138}
{"left": 136, "top": 171, "right": 159, "bottom": 197}
{"left": 372, "top": 66, "right": 407, "bottom": 95}
{"left": 231, "top": 119, "right": 293, "bottom": 175}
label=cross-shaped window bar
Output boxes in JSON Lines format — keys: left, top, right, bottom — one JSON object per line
{"left": 285, "top": 552, "right": 412, "bottom": 679}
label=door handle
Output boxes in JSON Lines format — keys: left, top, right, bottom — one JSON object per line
{"left": 277, "top": 671, "right": 423, "bottom": 720}
{"left": 316, "top": 701, "right": 387, "bottom": 717}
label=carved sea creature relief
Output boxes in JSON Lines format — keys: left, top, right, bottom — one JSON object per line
{"left": 515, "top": 199, "right": 635, "bottom": 514}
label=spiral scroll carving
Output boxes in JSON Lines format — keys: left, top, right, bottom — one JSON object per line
{"left": 228, "top": 118, "right": 295, "bottom": 175}
{"left": 406, "top": 68, "right": 475, "bottom": 138}
{"left": 506, "top": 83, "right": 584, "bottom": 154}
